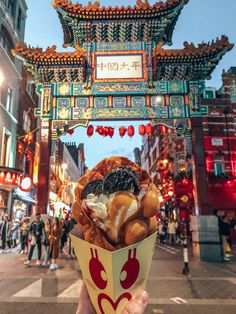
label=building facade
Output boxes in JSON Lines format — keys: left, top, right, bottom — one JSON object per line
{"left": 201, "top": 67, "right": 236, "bottom": 212}
{"left": 0, "top": 0, "right": 27, "bottom": 216}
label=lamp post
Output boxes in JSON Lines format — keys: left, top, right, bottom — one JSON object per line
{"left": 182, "top": 216, "right": 190, "bottom": 275}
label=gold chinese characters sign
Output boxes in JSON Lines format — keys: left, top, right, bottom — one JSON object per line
{"left": 92, "top": 51, "right": 147, "bottom": 82}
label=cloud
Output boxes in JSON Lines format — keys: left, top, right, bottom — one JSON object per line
{"left": 108, "top": 148, "right": 126, "bottom": 155}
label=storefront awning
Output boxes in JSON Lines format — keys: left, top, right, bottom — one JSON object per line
{"left": 13, "top": 189, "right": 36, "bottom": 205}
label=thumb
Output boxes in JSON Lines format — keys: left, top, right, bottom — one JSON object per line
{"left": 122, "top": 290, "right": 149, "bottom": 314}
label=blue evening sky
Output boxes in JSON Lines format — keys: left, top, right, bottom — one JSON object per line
{"left": 25, "top": 0, "right": 236, "bottom": 168}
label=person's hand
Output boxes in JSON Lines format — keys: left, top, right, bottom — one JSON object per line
{"left": 76, "top": 281, "right": 149, "bottom": 314}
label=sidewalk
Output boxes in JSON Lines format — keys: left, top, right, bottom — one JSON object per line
{"left": 0, "top": 243, "right": 235, "bottom": 314}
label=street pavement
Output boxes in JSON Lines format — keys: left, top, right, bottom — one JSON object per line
{"left": 0, "top": 242, "right": 236, "bottom": 314}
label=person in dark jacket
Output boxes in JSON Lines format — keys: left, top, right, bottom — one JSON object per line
{"left": 219, "top": 216, "right": 231, "bottom": 260}
{"left": 67, "top": 213, "right": 76, "bottom": 258}
{"left": 42, "top": 218, "right": 51, "bottom": 266}
{"left": 0, "top": 214, "right": 11, "bottom": 253}
{"left": 60, "top": 218, "right": 68, "bottom": 253}
{"left": 24, "top": 213, "right": 45, "bottom": 266}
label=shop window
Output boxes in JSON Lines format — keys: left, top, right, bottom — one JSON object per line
{"left": 0, "top": 25, "right": 14, "bottom": 61}
{"left": 214, "top": 156, "right": 225, "bottom": 176}
{"left": 1, "top": 130, "right": 11, "bottom": 167}
{"left": 23, "top": 110, "right": 31, "bottom": 133}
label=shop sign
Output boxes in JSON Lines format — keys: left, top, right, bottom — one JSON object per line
{"left": 19, "top": 176, "right": 33, "bottom": 192}
{"left": 93, "top": 51, "right": 147, "bottom": 82}
{"left": 211, "top": 138, "right": 223, "bottom": 146}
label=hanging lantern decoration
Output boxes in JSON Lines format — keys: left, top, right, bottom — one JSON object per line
{"left": 23, "top": 133, "right": 29, "bottom": 143}
{"left": 27, "top": 132, "right": 34, "bottom": 143}
{"left": 17, "top": 143, "right": 24, "bottom": 154}
{"left": 108, "top": 127, "right": 114, "bottom": 138}
{"left": 87, "top": 125, "right": 94, "bottom": 137}
{"left": 160, "top": 125, "right": 168, "bottom": 134}
{"left": 103, "top": 126, "right": 110, "bottom": 137}
{"left": 127, "top": 125, "right": 135, "bottom": 137}
{"left": 157, "top": 159, "right": 168, "bottom": 171}
{"left": 119, "top": 126, "right": 127, "bottom": 137}
{"left": 139, "top": 124, "right": 146, "bottom": 136}
{"left": 96, "top": 126, "right": 104, "bottom": 136}
{"left": 26, "top": 151, "right": 32, "bottom": 161}
{"left": 146, "top": 123, "right": 154, "bottom": 136}
{"left": 67, "top": 129, "right": 74, "bottom": 135}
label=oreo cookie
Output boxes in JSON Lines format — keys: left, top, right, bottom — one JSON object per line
{"left": 103, "top": 167, "right": 140, "bottom": 195}
{"left": 81, "top": 179, "right": 104, "bottom": 200}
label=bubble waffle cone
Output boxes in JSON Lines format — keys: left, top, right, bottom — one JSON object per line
{"left": 71, "top": 156, "right": 160, "bottom": 313}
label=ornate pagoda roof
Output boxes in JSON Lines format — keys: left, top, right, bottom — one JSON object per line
{"left": 12, "top": 42, "right": 86, "bottom": 83}
{"left": 52, "top": 0, "right": 189, "bottom": 46}
{"left": 153, "top": 36, "right": 234, "bottom": 80}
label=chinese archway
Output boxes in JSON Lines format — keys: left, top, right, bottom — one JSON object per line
{"left": 12, "top": 0, "right": 233, "bottom": 214}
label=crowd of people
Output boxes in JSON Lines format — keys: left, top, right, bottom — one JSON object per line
{"left": 0, "top": 212, "right": 77, "bottom": 271}
{"left": 157, "top": 217, "right": 186, "bottom": 245}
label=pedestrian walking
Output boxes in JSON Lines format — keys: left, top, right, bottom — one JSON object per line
{"left": 168, "top": 219, "right": 178, "bottom": 245}
{"left": 67, "top": 213, "right": 76, "bottom": 258}
{"left": 219, "top": 216, "right": 231, "bottom": 261}
{"left": 49, "top": 217, "right": 63, "bottom": 271}
{"left": 0, "top": 214, "right": 11, "bottom": 253}
{"left": 11, "top": 219, "right": 20, "bottom": 248}
{"left": 158, "top": 220, "right": 165, "bottom": 243}
{"left": 60, "top": 218, "right": 68, "bottom": 253}
{"left": 19, "top": 216, "right": 30, "bottom": 254}
{"left": 24, "top": 213, "right": 45, "bottom": 266}
{"left": 42, "top": 218, "right": 51, "bottom": 267}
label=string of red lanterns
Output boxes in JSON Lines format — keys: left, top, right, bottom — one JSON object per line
{"left": 86, "top": 124, "right": 157, "bottom": 138}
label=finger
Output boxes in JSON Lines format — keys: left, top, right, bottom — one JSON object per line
{"left": 122, "top": 291, "right": 149, "bottom": 314}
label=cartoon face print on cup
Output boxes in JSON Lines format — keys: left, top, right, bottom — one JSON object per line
{"left": 89, "top": 248, "right": 140, "bottom": 313}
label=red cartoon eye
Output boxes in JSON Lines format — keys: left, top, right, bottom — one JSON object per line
{"left": 89, "top": 248, "right": 107, "bottom": 289}
{"left": 120, "top": 249, "right": 140, "bottom": 289}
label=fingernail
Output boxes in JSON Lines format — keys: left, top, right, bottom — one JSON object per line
{"left": 135, "top": 291, "right": 148, "bottom": 305}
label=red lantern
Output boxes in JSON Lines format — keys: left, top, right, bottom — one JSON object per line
{"left": 26, "top": 152, "right": 32, "bottom": 161}
{"left": 127, "top": 126, "right": 135, "bottom": 137}
{"left": 103, "top": 126, "right": 110, "bottom": 137}
{"left": 96, "top": 126, "right": 104, "bottom": 136}
{"left": 108, "top": 127, "right": 114, "bottom": 137}
{"left": 23, "top": 134, "right": 29, "bottom": 142}
{"left": 87, "top": 125, "right": 94, "bottom": 137}
{"left": 27, "top": 132, "right": 34, "bottom": 143}
{"left": 160, "top": 125, "right": 168, "bottom": 134}
{"left": 17, "top": 143, "right": 24, "bottom": 154}
{"left": 67, "top": 129, "right": 74, "bottom": 135}
{"left": 139, "top": 124, "right": 146, "bottom": 136}
{"left": 146, "top": 123, "right": 153, "bottom": 136}
{"left": 119, "top": 126, "right": 127, "bottom": 137}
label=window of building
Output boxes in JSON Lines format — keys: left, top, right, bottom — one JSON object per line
{"left": 0, "top": 25, "right": 14, "bottom": 60}
{"left": 6, "top": 87, "right": 12, "bottom": 112}
{"left": 26, "top": 81, "right": 34, "bottom": 98}
{"left": 0, "top": 84, "right": 13, "bottom": 112}
{"left": 17, "top": 7, "right": 22, "bottom": 31}
{"left": 214, "top": 156, "right": 225, "bottom": 176}
{"left": 23, "top": 110, "right": 31, "bottom": 133}
{"left": 8, "top": 0, "right": 16, "bottom": 18}
{"left": 1, "top": 130, "right": 11, "bottom": 167}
